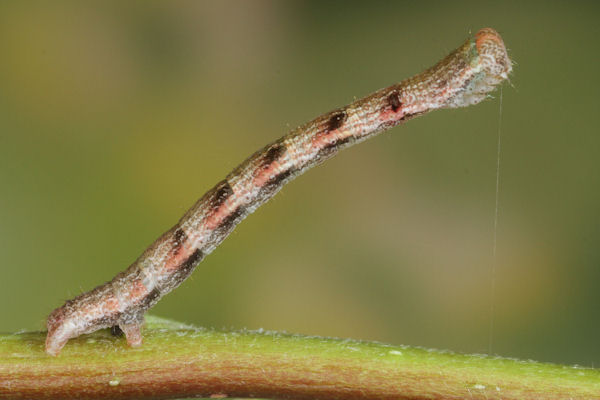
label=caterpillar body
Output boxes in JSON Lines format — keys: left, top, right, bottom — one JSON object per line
{"left": 46, "top": 28, "right": 511, "bottom": 356}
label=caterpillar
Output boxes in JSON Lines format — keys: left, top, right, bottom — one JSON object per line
{"left": 46, "top": 28, "right": 511, "bottom": 356}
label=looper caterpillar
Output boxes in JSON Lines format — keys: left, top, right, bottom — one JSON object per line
{"left": 46, "top": 28, "right": 512, "bottom": 356}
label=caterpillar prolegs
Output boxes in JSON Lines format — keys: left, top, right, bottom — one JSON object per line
{"left": 46, "top": 28, "right": 512, "bottom": 356}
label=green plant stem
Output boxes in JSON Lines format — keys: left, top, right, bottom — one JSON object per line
{"left": 1, "top": 316, "right": 598, "bottom": 400}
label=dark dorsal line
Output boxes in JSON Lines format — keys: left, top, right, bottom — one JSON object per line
{"left": 140, "top": 288, "right": 161, "bottom": 309}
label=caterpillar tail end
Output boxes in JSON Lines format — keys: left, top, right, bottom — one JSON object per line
{"left": 45, "top": 331, "right": 68, "bottom": 357}
{"left": 119, "top": 322, "right": 143, "bottom": 348}
{"left": 45, "top": 316, "right": 145, "bottom": 356}
{"left": 44, "top": 287, "right": 146, "bottom": 356}
{"left": 45, "top": 309, "right": 75, "bottom": 357}
{"left": 45, "top": 322, "right": 144, "bottom": 356}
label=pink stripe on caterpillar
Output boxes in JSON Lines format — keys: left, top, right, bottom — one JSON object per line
{"left": 45, "top": 28, "right": 512, "bottom": 356}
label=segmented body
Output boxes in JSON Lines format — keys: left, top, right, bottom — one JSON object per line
{"left": 46, "top": 28, "right": 511, "bottom": 356}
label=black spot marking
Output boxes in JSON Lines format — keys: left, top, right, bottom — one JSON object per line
{"left": 399, "top": 110, "right": 425, "bottom": 122}
{"left": 180, "top": 248, "right": 204, "bottom": 275}
{"left": 111, "top": 325, "right": 124, "bottom": 337}
{"left": 210, "top": 181, "right": 234, "bottom": 210}
{"left": 327, "top": 110, "right": 347, "bottom": 131}
{"left": 262, "top": 142, "right": 287, "bottom": 168}
{"left": 174, "top": 227, "right": 187, "bottom": 246}
{"left": 168, "top": 248, "right": 205, "bottom": 289}
{"left": 267, "top": 168, "right": 296, "bottom": 185}
{"left": 388, "top": 90, "right": 402, "bottom": 112}
{"left": 318, "top": 135, "right": 354, "bottom": 157}
{"left": 214, "top": 206, "right": 245, "bottom": 237}
{"left": 140, "top": 288, "right": 161, "bottom": 309}
{"left": 254, "top": 168, "right": 298, "bottom": 205}
{"left": 172, "top": 227, "right": 188, "bottom": 255}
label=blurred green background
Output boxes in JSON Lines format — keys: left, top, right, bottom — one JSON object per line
{"left": 1, "top": 1, "right": 598, "bottom": 367}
